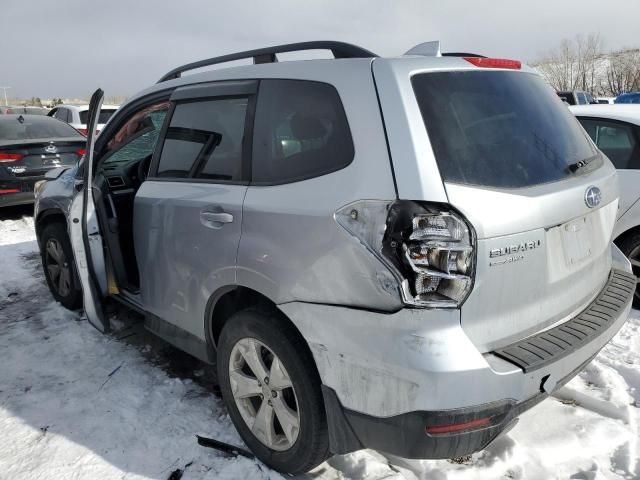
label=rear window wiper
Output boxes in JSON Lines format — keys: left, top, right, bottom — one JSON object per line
{"left": 567, "top": 155, "right": 598, "bottom": 173}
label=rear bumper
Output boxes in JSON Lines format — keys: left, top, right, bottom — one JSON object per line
{"left": 279, "top": 246, "right": 635, "bottom": 459}
{"left": 322, "top": 352, "right": 595, "bottom": 459}
{"left": 0, "top": 176, "right": 40, "bottom": 207}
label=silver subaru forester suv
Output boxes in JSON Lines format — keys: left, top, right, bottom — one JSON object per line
{"left": 33, "top": 41, "right": 636, "bottom": 474}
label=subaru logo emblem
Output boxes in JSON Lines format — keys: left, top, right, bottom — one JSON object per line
{"left": 584, "top": 186, "right": 601, "bottom": 208}
{"left": 44, "top": 142, "right": 57, "bottom": 154}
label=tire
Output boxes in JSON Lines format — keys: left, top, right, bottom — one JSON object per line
{"left": 40, "top": 222, "right": 82, "bottom": 310}
{"left": 217, "top": 307, "right": 330, "bottom": 474}
{"left": 618, "top": 230, "right": 640, "bottom": 308}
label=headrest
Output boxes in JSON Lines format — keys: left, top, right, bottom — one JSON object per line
{"left": 290, "top": 113, "right": 327, "bottom": 140}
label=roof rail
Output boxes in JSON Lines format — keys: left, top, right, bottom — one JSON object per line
{"left": 157, "top": 41, "right": 378, "bottom": 83}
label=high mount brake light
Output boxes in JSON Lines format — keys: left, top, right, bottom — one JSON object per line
{"left": 464, "top": 57, "right": 522, "bottom": 70}
{"left": 335, "top": 200, "right": 476, "bottom": 308}
{"left": 0, "top": 152, "right": 24, "bottom": 163}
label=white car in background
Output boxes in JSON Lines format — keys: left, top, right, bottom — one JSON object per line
{"left": 571, "top": 104, "right": 640, "bottom": 305}
{"left": 47, "top": 104, "right": 118, "bottom": 135}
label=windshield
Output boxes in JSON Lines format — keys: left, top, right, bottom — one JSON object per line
{"left": 0, "top": 115, "right": 85, "bottom": 141}
{"left": 412, "top": 71, "right": 600, "bottom": 189}
{"left": 79, "top": 109, "right": 117, "bottom": 125}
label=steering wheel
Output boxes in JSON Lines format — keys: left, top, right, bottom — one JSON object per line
{"left": 137, "top": 154, "right": 153, "bottom": 183}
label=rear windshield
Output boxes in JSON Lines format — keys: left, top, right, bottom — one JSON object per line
{"left": 79, "top": 109, "right": 117, "bottom": 125}
{"left": 412, "top": 71, "right": 600, "bottom": 189}
{"left": 0, "top": 115, "right": 84, "bottom": 141}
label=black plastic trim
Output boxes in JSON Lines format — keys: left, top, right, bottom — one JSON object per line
{"left": 493, "top": 269, "right": 635, "bottom": 373}
{"left": 145, "top": 312, "right": 216, "bottom": 365}
{"left": 442, "top": 52, "right": 487, "bottom": 58}
{"left": 170, "top": 80, "right": 258, "bottom": 102}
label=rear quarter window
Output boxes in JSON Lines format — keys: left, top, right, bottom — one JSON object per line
{"left": 251, "top": 79, "right": 354, "bottom": 184}
{"left": 412, "top": 71, "right": 600, "bottom": 189}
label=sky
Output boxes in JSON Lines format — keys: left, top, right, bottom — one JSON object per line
{"left": 2, "top": 0, "right": 640, "bottom": 99}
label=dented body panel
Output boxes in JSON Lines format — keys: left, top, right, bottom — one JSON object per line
{"left": 280, "top": 245, "right": 633, "bottom": 417}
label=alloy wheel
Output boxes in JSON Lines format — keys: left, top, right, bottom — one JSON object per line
{"left": 228, "top": 338, "right": 300, "bottom": 451}
{"left": 45, "top": 238, "right": 71, "bottom": 297}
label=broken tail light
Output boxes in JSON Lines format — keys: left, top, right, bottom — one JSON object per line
{"left": 335, "top": 200, "right": 476, "bottom": 308}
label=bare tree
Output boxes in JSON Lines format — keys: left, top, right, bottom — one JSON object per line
{"left": 606, "top": 49, "right": 640, "bottom": 96}
{"left": 533, "top": 33, "right": 603, "bottom": 93}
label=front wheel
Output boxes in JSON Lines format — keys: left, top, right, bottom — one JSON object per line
{"left": 217, "top": 308, "right": 330, "bottom": 474}
{"left": 39, "top": 222, "right": 82, "bottom": 310}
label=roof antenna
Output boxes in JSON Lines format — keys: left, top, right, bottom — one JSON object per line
{"left": 404, "top": 41, "right": 441, "bottom": 57}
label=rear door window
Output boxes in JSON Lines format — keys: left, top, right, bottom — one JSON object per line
{"left": 578, "top": 118, "right": 640, "bottom": 169}
{"left": 412, "top": 71, "right": 600, "bottom": 188}
{"left": 155, "top": 97, "right": 248, "bottom": 180}
{"left": 251, "top": 79, "right": 354, "bottom": 184}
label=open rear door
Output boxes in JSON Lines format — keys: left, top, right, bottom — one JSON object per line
{"left": 68, "top": 89, "right": 110, "bottom": 333}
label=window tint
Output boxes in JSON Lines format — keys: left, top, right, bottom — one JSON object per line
{"left": 578, "top": 118, "right": 639, "bottom": 169}
{"left": 156, "top": 98, "right": 248, "bottom": 180}
{"left": 252, "top": 79, "right": 354, "bottom": 184}
{"left": 412, "top": 71, "right": 600, "bottom": 188}
{"left": 101, "top": 102, "right": 169, "bottom": 168}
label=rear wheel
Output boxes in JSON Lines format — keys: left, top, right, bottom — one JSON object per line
{"left": 217, "top": 308, "right": 330, "bottom": 474}
{"left": 618, "top": 231, "right": 640, "bottom": 308}
{"left": 40, "top": 222, "right": 82, "bottom": 310}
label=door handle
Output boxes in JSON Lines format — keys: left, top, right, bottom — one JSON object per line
{"left": 200, "top": 211, "right": 234, "bottom": 228}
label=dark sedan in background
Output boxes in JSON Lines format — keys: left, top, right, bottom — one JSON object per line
{"left": 0, "top": 115, "right": 85, "bottom": 207}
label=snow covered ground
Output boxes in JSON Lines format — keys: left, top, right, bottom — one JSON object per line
{"left": 1, "top": 205, "right": 639, "bottom": 480}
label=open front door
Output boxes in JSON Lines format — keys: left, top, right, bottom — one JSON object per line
{"left": 68, "top": 88, "right": 110, "bottom": 333}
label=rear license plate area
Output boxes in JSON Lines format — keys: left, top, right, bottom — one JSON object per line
{"left": 561, "top": 215, "right": 593, "bottom": 265}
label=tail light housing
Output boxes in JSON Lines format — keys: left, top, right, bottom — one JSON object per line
{"left": 76, "top": 148, "right": 87, "bottom": 157}
{"left": 0, "top": 152, "right": 24, "bottom": 163}
{"left": 335, "top": 200, "right": 476, "bottom": 308}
